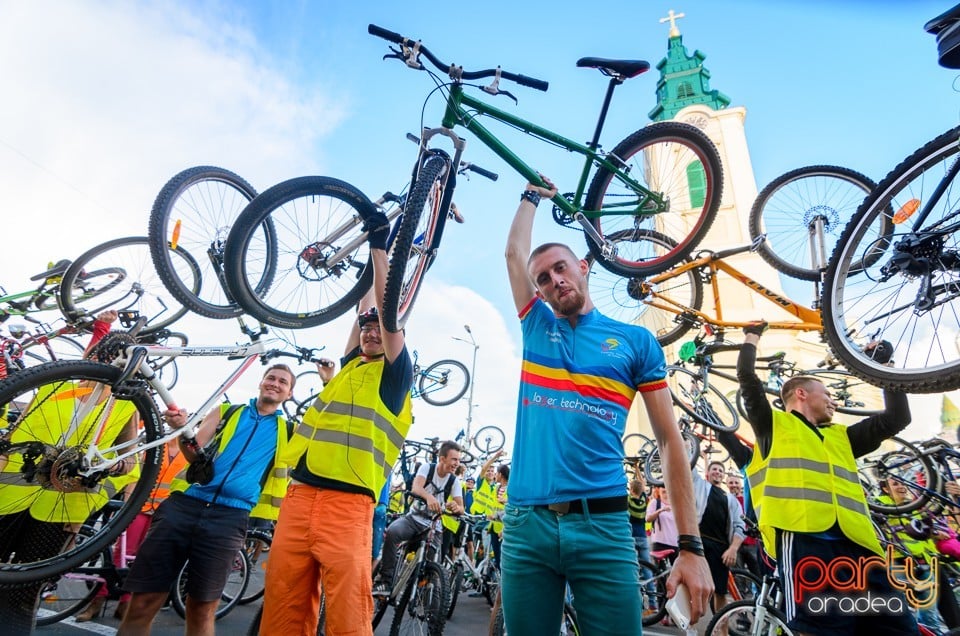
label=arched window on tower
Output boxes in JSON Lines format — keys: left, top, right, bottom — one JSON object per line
{"left": 687, "top": 160, "right": 706, "bottom": 208}
{"left": 677, "top": 82, "right": 694, "bottom": 99}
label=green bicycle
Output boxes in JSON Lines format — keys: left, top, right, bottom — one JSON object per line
{"left": 367, "top": 24, "right": 723, "bottom": 331}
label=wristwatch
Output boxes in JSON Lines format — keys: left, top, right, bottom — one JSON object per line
{"left": 520, "top": 190, "right": 542, "bottom": 206}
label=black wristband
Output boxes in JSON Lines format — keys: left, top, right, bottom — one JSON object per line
{"left": 520, "top": 190, "right": 542, "bottom": 207}
{"left": 677, "top": 534, "right": 705, "bottom": 557}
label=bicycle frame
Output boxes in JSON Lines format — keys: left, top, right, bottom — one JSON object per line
{"left": 646, "top": 247, "right": 823, "bottom": 333}
{"left": 62, "top": 340, "right": 267, "bottom": 477}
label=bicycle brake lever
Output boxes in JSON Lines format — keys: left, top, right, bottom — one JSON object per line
{"left": 495, "top": 89, "right": 518, "bottom": 105}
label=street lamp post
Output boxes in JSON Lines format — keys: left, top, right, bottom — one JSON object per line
{"left": 453, "top": 324, "right": 479, "bottom": 443}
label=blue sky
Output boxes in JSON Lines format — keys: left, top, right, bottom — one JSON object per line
{"left": 0, "top": 0, "right": 956, "bottom": 446}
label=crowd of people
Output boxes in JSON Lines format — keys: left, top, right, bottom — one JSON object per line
{"left": 1, "top": 174, "right": 955, "bottom": 636}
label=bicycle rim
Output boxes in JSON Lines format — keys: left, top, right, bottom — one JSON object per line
{"left": 823, "top": 126, "right": 960, "bottom": 392}
{"left": 472, "top": 426, "right": 505, "bottom": 456}
{"left": 384, "top": 155, "right": 448, "bottom": 333}
{"left": 0, "top": 361, "right": 162, "bottom": 584}
{"left": 584, "top": 229, "right": 703, "bottom": 345}
{"left": 749, "top": 165, "right": 878, "bottom": 281}
{"left": 705, "top": 599, "right": 794, "bottom": 636}
{"left": 418, "top": 359, "right": 469, "bottom": 407}
{"left": 34, "top": 531, "right": 106, "bottom": 626}
{"left": 667, "top": 365, "right": 739, "bottom": 432}
{"left": 584, "top": 122, "right": 722, "bottom": 277}
{"left": 224, "top": 176, "right": 376, "bottom": 329}
{"left": 58, "top": 237, "right": 197, "bottom": 335}
{"left": 148, "top": 165, "right": 268, "bottom": 319}
{"left": 858, "top": 436, "right": 934, "bottom": 515}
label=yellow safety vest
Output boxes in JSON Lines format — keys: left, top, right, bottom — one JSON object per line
{"left": 388, "top": 488, "right": 405, "bottom": 514}
{"left": 471, "top": 478, "right": 495, "bottom": 515}
{"left": 746, "top": 410, "right": 883, "bottom": 557}
{"left": 0, "top": 381, "right": 138, "bottom": 523}
{"left": 288, "top": 356, "right": 413, "bottom": 498}
{"left": 489, "top": 484, "right": 507, "bottom": 535}
{"left": 171, "top": 404, "right": 293, "bottom": 521}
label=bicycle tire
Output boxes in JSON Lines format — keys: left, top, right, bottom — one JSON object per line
{"left": 224, "top": 176, "right": 377, "bottom": 329}
{"left": 583, "top": 122, "right": 722, "bottom": 277}
{"left": 706, "top": 598, "right": 794, "bottom": 636}
{"left": 389, "top": 560, "right": 448, "bottom": 636}
{"left": 239, "top": 529, "right": 271, "bottom": 605}
{"left": 55, "top": 266, "right": 128, "bottom": 310}
{"left": 57, "top": 237, "right": 198, "bottom": 336}
{"left": 749, "top": 165, "right": 878, "bottom": 281}
{"left": 729, "top": 567, "right": 762, "bottom": 602}
{"left": 622, "top": 432, "right": 656, "bottom": 459}
{"left": 445, "top": 561, "right": 464, "bottom": 619}
{"left": 0, "top": 360, "right": 162, "bottom": 585}
{"left": 148, "top": 165, "right": 273, "bottom": 319}
{"left": 472, "top": 425, "right": 506, "bottom": 456}
{"left": 171, "top": 547, "right": 249, "bottom": 620}
{"left": 822, "top": 126, "right": 960, "bottom": 393}
{"left": 638, "top": 558, "right": 668, "bottom": 626}
{"left": 644, "top": 428, "right": 701, "bottom": 487}
{"left": 383, "top": 155, "right": 449, "bottom": 332}
{"left": 667, "top": 365, "right": 740, "bottom": 432}
{"left": 418, "top": 358, "right": 470, "bottom": 407}
{"left": 859, "top": 436, "right": 936, "bottom": 515}
{"left": 584, "top": 228, "right": 703, "bottom": 346}
{"left": 34, "top": 528, "right": 107, "bottom": 626}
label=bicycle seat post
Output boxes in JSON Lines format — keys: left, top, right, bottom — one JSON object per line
{"left": 588, "top": 77, "right": 623, "bottom": 151}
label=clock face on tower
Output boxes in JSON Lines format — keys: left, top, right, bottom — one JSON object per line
{"left": 684, "top": 114, "right": 708, "bottom": 129}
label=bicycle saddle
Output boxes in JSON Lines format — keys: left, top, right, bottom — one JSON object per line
{"left": 925, "top": 3, "right": 960, "bottom": 68}
{"left": 576, "top": 58, "right": 650, "bottom": 79}
{"left": 29, "top": 258, "right": 71, "bottom": 282}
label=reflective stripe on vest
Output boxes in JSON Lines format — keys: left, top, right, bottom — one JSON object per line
{"left": 745, "top": 410, "right": 882, "bottom": 557}
{"left": 0, "top": 381, "right": 138, "bottom": 523}
{"left": 291, "top": 357, "right": 413, "bottom": 497}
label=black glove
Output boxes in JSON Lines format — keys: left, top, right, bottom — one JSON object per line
{"left": 864, "top": 340, "right": 894, "bottom": 364}
{"left": 742, "top": 321, "right": 768, "bottom": 337}
{"left": 362, "top": 212, "right": 390, "bottom": 251}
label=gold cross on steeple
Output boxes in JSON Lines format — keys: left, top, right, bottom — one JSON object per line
{"left": 659, "top": 9, "right": 685, "bottom": 38}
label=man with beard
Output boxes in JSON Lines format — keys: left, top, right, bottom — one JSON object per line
{"left": 500, "top": 175, "right": 712, "bottom": 634}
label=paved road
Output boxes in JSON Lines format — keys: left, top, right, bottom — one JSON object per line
{"left": 33, "top": 592, "right": 698, "bottom": 635}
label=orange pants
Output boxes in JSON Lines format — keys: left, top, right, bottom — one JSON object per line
{"left": 261, "top": 484, "right": 374, "bottom": 636}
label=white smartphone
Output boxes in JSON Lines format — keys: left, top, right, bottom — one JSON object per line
{"left": 665, "top": 582, "right": 692, "bottom": 631}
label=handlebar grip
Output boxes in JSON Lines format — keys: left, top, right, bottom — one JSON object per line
{"left": 515, "top": 74, "right": 549, "bottom": 92}
{"left": 368, "top": 24, "right": 405, "bottom": 44}
{"left": 467, "top": 164, "right": 499, "bottom": 181}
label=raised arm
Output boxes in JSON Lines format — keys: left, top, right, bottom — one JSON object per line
{"left": 360, "top": 211, "right": 405, "bottom": 363}
{"left": 505, "top": 177, "right": 557, "bottom": 313}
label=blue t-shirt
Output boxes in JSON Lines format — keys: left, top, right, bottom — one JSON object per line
{"left": 185, "top": 398, "right": 281, "bottom": 511}
{"left": 510, "top": 298, "right": 667, "bottom": 506}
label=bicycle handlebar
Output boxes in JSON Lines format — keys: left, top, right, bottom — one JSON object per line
{"left": 368, "top": 24, "right": 549, "bottom": 92}
{"left": 261, "top": 346, "right": 327, "bottom": 366}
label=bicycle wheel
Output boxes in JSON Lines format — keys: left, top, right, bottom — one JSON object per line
{"left": 730, "top": 567, "right": 762, "bottom": 602}
{"left": 35, "top": 529, "right": 107, "bottom": 626}
{"left": 859, "top": 436, "right": 935, "bottom": 514}
{"left": 383, "top": 155, "right": 449, "bottom": 333}
{"left": 472, "top": 425, "right": 506, "bottom": 456}
{"left": 0, "top": 360, "right": 162, "bottom": 585}
{"left": 583, "top": 121, "right": 722, "bottom": 277}
{"left": 58, "top": 237, "right": 198, "bottom": 336}
{"left": 55, "top": 266, "right": 127, "bottom": 311}
{"left": 622, "top": 432, "right": 656, "bottom": 459}
{"left": 389, "top": 560, "right": 448, "bottom": 636}
{"left": 667, "top": 365, "right": 740, "bottom": 432}
{"left": 239, "top": 529, "right": 271, "bottom": 605}
{"left": 445, "top": 561, "right": 464, "bottom": 619}
{"left": 705, "top": 598, "right": 794, "bottom": 635}
{"left": 638, "top": 559, "right": 668, "bottom": 627}
{"left": 172, "top": 548, "right": 249, "bottom": 620}
{"left": 418, "top": 359, "right": 469, "bottom": 407}
{"left": 822, "top": 126, "right": 960, "bottom": 393}
{"left": 749, "top": 165, "right": 879, "bottom": 281}
{"left": 149, "top": 165, "right": 272, "bottom": 319}
{"left": 224, "top": 176, "right": 377, "bottom": 329}
{"left": 584, "top": 229, "right": 703, "bottom": 346}
{"left": 644, "top": 428, "right": 701, "bottom": 487}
